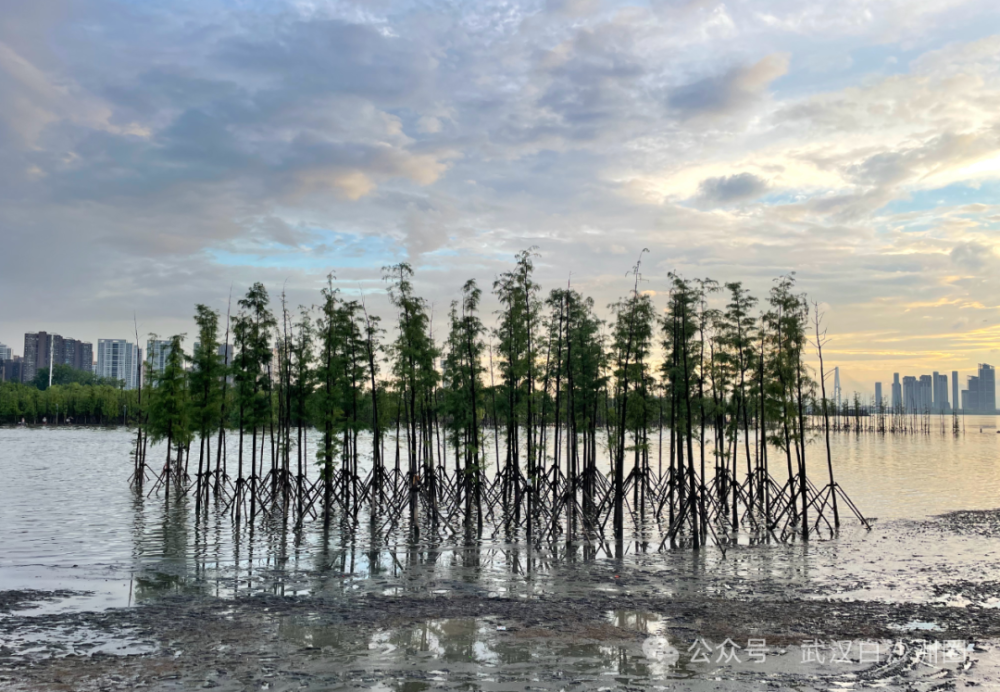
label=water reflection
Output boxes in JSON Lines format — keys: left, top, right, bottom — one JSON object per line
{"left": 2, "top": 425, "right": 1000, "bottom": 607}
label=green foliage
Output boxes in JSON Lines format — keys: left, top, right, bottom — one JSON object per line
{"left": 385, "top": 263, "right": 439, "bottom": 401}
{"left": 441, "top": 279, "right": 486, "bottom": 464}
{"left": 189, "top": 305, "right": 224, "bottom": 439}
{"left": 233, "top": 282, "right": 277, "bottom": 435}
{"left": 312, "top": 278, "right": 347, "bottom": 476}
{"left": 660, "top": 274, "right": 702, "bottom": 430}
{"left": 145, "top": 334, "right": 191, "bottom": 447}
{"left": 32, "top": 364, "right": 119, "bottom": 390}
{"left": 610, "top": 288, "right": 657, "bottom": 435}
{"left": 289, "top": 305, "right": 315, "bottom": 428}
{"left": 384, "top": 262, "right": 439, "bottom": 472}
{"left": 0, "top": 381, "right": 139, "bottom": 424}
{"left": 547, "top": 288, "right": 606, "bottom": 432}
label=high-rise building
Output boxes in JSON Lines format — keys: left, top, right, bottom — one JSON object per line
{"left": 918, "top": 375, "right": 933, "bottom": 412}
{"left": 952, "top": 371, "right": 960, "bottom": 413}
{"left": 933, "top": 372, "right": 950, "bottom": 413}
{"left": 21, "top": 332, "right": 93, "bottom": 382}
{"left": 874, "top": 382, "right": 883, "bottom": 408}
{"left": 979, "top": 363, "right": 996, "bottom": 414}
{"left": 963, "top": 375, "right": 980, "bottom": 414}
{"left": 960, "top": 366, "right": 996, "bottom": 414}
{"left": 0, "top": 343, "right": 11, "bottom": 362}
{"left": 891, "top": 373, "right": 902, "bottom": 411}
{"left": 97, "top": 340, "right": 141, "bottom": 390}
{"left": 1, "top": 356, "right": 22, "bottom": 383}
{"left": 63, "top": 339, "right": 93, "bottom": 372}
{"left": 22, "top": 332, "right": 39, "bottom": 382}
{"left": 22, "top": 332, "right": 63, "bottom": 383}
{"left": 146, "top": 339, "right": 173, "bottom": 379}
{"left": 902, "top": 376, "right": 918, "bottom": 412}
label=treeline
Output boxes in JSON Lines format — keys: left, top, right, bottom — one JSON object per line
{"left": 0, "top": 381, "right": 140, "bottom": 424}
{"left": 131, "top": 248, "right": 861, "bottom": 545}
{"left": 31, "top": 364, "right": 124, "bottom": 391}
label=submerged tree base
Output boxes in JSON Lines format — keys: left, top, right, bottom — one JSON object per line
{"left": 132, "top": 445, "right": 869, "bottom": 553}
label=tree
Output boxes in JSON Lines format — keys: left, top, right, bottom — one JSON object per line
{"left": 608, "top": 251, "right": 656, "bottom": 546}
{"left": 146, "top": 335, "right": 191, "bottom": 499}
{"left": 720, "top": 282, "right": 758, "bottom": 527}
{"left": 289, "top": 305, "right": 315, "bottom": 519}
{"left": 232, "top": 282, "right": 276, "bottom": 520}
{"left": 442, "top": 279, "right": 486, "bottom": 528}
{"left": 385, "top": 262, "right": 440, "bottom": 527}
{"left": 493, "top": 249, "right": 541, "bottom": 534}
{"left": 661, "top": 274, "right": 702, "bottom": 545}
{"left": 312, "top": 277, "right": 346, "bottom": 524}
{"left": 765, "top": 274, "right": 811, "bottom": 539}
{"left": 189, "top": 305, "right": 224, "bottom": 509}
{"left": 33, "top": 364, "right": 117, "bottom": 390}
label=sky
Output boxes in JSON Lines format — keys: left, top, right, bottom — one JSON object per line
{"left": 2, "top": 0, "right": 1000, "bottom": 397}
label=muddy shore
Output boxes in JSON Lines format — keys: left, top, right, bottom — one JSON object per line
{"left": 3, "top": 579, "right": 1000, "bottom": 690}
{"left": 4, "top": 510, "right": 1000, "bottom": 690}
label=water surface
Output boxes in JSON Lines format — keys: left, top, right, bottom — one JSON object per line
{"left": 1, "top": 421, "right": 998, "bottom": 609}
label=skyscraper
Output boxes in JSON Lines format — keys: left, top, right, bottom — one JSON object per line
{"left": 891, "top": 373, "right": 902, "bottom": 411}
{"left": 20, "top": 332, "right": 93, "bottom": 382}
{"left": 952, "top": 371, "right": 960, "bottom": 413}
{"left": 1, "top": 356, "right": 22, "bottom": 383}
{"left": 97, "top": 340, "right": 141, "bottom": 390}
{"left": 918, "top": 375, "right": 932, "bottom": 412}
{"left": 874, "top": 382, "right": 882, "bottom": 409}
{"left": 63, "top": 339, "right": 93, "bottom": 372}
{"left": 979, "top": 363, "right": 996, "bottom": 415}
{"left": 22, "top": 332, "right": 63, "bottom": 383}
{"left": 933, "top": 372, "right": 949, "bottom": 413}
{"left": 903, "top": 376, "right": 918, "bottom": 412}
{"left": 963, "top": 375, "right": 980, "bottom": 413}
{"left": 0, "top": 343, "right": 11, "bottom": 362}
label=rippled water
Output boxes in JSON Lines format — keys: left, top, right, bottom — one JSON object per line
{"left": 1, "top": 420, "right": 998, "bottom": 609}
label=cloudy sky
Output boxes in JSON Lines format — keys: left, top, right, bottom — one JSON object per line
{"left": 2, "top": 0, "right": 1000, "bottom": 395}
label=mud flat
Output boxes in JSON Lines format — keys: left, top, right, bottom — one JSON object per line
{"left": 4, "top": 511, "right": 1000, "bottom": 691}
{"left": 2, "top": 586, "right": 999, "bottom": 690}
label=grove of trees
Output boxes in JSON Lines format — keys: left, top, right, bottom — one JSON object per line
{"left": 5, "top": 248, "right": 868, "bottom": 549}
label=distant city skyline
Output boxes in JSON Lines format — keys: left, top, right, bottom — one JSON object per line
{"left": 3, "top": 324, "right": 997, "bottom": 412}
{"left": 872, "top": 363, "right": 997, "bottom": 414}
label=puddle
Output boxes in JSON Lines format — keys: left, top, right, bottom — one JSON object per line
{"left": 276, "top": 617, "right": 984, "bottom": 690}
{"left": 890, "top": 620, "right": 944, "bottom": 631}
{"left": 0, "top": 623, "right": 157, "bottom": 660}
{"left": 606, "top": 609, "right": 669, "bottom": 636}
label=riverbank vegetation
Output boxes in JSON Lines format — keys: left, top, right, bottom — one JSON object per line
{"left": 0, "top": 381, "right": 140, "bottom": 425}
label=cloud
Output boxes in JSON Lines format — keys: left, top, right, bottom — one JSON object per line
{"left": 847, "top": 130, "right": 1000, "bottom": 189}
{"left": 2, "top": 0, "right": 1000, "bottom": 385}
{"left": 693, "top": 172, "right": 769, "bottom": 206}
{"left": 668, "top": 53, "right": 789, "bottom": 119}
{"left": 546, "top": 0, "right": 602, "bottom": 16}
{"left": 217, "top": 18, "right": 437, "bottom": 105}
{"left": 951, "top": 241, "right": 997, "bottom": 271}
